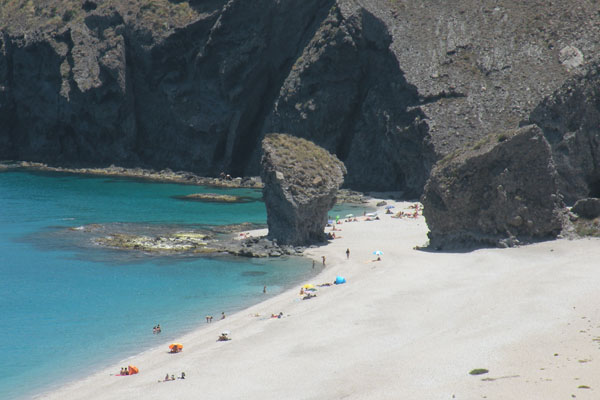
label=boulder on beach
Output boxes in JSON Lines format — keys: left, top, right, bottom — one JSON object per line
{"left": 421, "top": 125, "right": 566, "bottom": 249}
{"left": 261, "top": 133, "right": 346, "bottom": 246}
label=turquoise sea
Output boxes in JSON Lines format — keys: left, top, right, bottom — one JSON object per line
{"left": 0, "top": 170, "right": 365, "bottom": 399}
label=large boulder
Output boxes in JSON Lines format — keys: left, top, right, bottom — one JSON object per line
{"left": 261, "top": 133, "right": 346, "bottom": 245}
{"left": 572, "top": 198, "right": 600, "bottom": 219}
{"left": 421, "top": 125, "right": 565, "bottom": 249}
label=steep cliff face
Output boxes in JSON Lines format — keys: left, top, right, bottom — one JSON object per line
{"left": 528, "top": 63, "right": 600, "bottom": 205}
{"left": 1, "top": 0, "right": 600, "bottom": 197}
{"left": 0, "top": 0, "right": 338, "bottom": 173}
{"left": 255, "top": 4, "right": 434, "bottom": 195}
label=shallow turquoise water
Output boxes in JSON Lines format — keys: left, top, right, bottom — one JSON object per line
{"left": 0, "top": 171, "right": 365, "bottom": 399}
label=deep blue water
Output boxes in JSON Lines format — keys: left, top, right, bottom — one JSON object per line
{"left": 0, "top": 171, "right": 365, "bottom": 399}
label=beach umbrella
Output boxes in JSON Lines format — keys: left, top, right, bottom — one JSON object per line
{"left": 302, "top": 284, "right": 315, "bottom": 289}
{"left": 128, "top": 365, "right": 139, "bottom": 375}
{"left": 169, "top": 343, "right": 183, "bottom": 350}
{"left": 335, "top": 276, "right": 346, "bottom": 284}
{"left": 327, "top": 219, "right": 334, "bottom": 224}
{"left": 373, "top": 250, "right": 384, "bottom": 256}
{"left": 345, "top": 214, "right": 354, "bottom": 218}
{"left": 221, "top": 330, "right": 231, "bottom": 336}
{"left": 384, "top": 205, "right": 395, "bottom": 209}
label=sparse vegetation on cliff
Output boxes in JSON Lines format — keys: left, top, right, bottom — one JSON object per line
{"left": 0, "top": 0, "right": 199, "bottom": 37}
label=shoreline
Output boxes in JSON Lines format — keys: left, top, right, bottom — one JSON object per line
{"left": 37, "top": 197, "right": 600, "bottom": 399}
{"left": 0, "top": 161, "right": 263, "bottom": 189}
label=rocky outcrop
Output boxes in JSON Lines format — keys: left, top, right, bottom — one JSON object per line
{"left": 572, "top": 198, "right": 600, "bottom": 220}
{"left": 528, "top": 63, "right": 600, "bottom": 205}
{"left": 421, "top": 125, "right": 565, "bottom": 249}
{"left": 261, "top": 133, "right": 345, "bottom": 245}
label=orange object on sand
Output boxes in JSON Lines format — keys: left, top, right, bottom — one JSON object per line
{"left": 128, "top": 365, "right": 139, "bottom": 375}
{"left": 169, "top": 343, "right": 183, "bottom": 351}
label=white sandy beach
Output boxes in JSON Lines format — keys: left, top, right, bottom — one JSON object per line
{"left": 38, "top": 198, "right": 600, "bottom": 400}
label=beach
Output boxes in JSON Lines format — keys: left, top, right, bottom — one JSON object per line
{"left": 38, "top": 198, "right": 600, "bottom": 400}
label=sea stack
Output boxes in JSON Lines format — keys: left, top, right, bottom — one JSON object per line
{"left": 421, "top": 125, "right": 565, "bottom": 249}
{"left": 260, "top": 133, "right": 346, "bottom": 246}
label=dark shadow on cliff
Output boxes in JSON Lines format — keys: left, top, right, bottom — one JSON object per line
{"left": 527, "top": 63, "right": 600, "bottom": 205}
{"left": 258, "top": 6, "right": 436, "bottom": 198}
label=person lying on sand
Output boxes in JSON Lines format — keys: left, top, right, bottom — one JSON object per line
{"left": 217, "top": 333, "right": 231, "bottom": 341}
{"left": 302, "top": 293, "right": 316, "bottom": 300}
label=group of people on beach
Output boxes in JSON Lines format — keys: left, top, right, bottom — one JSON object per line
{"left": 162, "top": 372, "right": 185, "bottom": 381}
{"left": 152, "top": 324, "right": 161, "bottom": 334}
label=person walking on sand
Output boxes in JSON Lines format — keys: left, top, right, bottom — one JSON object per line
{"left": 322, "top": 256, "right": 326, "bottom": 265}
{"left": 312, "top": 260, "right": 315, "bottom": 269}
{"left": 346, "top": 248, "right": 350, "bottom": 259}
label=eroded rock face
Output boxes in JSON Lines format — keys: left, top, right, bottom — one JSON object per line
{"left": 261, "top": 134, "right": 345, "bottom": 245}
{"left": 2, "top": 1, "right": 600, "bottom": 197}
{"left": 421, "top": 125, "right": 565, "bottom": 249}
{"left": 528, "top": 63, "right": 600, "bottom": 205}
{"left": 254, "top": 4, "right": 434, "bottom": 195}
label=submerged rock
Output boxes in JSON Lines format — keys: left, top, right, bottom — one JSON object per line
{"left": 421, "top": 125, "right": 565, "bottom": 249}
{"left": 261, "top": 133, "right": 346, "bottom": 245}
{"left": 94, "top": 232, "right": 214, "bottom": 253}
{"left": 176, "top": 193, "right": 248, "bottom": 203}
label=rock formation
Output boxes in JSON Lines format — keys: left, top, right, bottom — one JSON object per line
{"left": 572, "top": 198, "right": 600, "bottom": 220}
{"left": 421, "top": 125, "right": 565, "bottom": 249}
{"left": 528, "top": 63, "right": 600, "bottom": 205}
{"left": 260, "top": 133, "right": 345, "bottom": 245}
{"left": 2, "top": 1, "right": 600, "bottom": 197}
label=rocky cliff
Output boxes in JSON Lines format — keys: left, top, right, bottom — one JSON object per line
{"left": 528, "top": 63, "right": 600, "bottom": 205}
{"left": 1, "top": 0, "right": 600, "bottom": 197}
{"left": 260, "top": 133, "right": 345, "bottom": 245}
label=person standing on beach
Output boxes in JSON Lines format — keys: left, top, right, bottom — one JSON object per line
{"left": 322, "top": 256, "right": 326, "bottom": 265}
{"left": 312, "top": 260, "right": 315, "bottom": 269}
{"left": 346, "top": 248, "right": 350, "bottom": 259}
{"left": 221, "top": 312, "right": 226, "bottom": 320}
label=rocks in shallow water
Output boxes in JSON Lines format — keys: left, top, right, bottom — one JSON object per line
{"left": 261, "top": 133, "right": 346, "bottom": 246}
{"left": 85, "top": 224, "right": 301, "bottom": 258}
{"left": 94, "top": 232, "right": 214, "bottom": 253}
{"left": 572, "top": 198, "right": 600, "bottom": 219}
{"left": 421, "top": 125, "right": 566, "bottom": 249}
{"left": 175, "top": 193, "right": 248, "bottom": 203}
